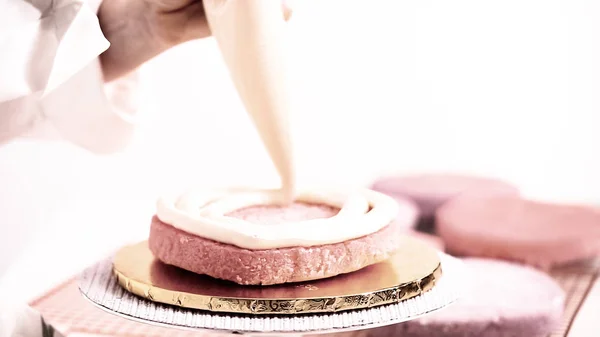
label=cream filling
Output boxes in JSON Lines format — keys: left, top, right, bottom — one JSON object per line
{"left": 156, "top": 188, "right": 402, "bottom": 249}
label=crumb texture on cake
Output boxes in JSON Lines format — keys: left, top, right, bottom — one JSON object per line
{"left": 148, "top": 215, "right": 403, "bottom": 285}
{"left": 226, "top": 202, "right": 339, "bottom": 225}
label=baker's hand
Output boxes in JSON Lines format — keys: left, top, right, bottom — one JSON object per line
{"left": 98, "top": 0, "right": 293, "bottom": 82}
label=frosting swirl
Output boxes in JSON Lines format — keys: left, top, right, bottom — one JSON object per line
{"left": 156, "top": 188, "right": 403, "bottom": 250}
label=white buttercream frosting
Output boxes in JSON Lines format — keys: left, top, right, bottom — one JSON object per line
{"left": 156, "top": 188, "right": 402, "bottom": 249}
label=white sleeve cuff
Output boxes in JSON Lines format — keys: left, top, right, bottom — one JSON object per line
{"left": 0, "top": 0, "right": 142, "bottom": 154}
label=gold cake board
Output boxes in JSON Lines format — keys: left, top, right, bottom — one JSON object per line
{"left": 112, "top": 236, "right": 442, "bottom": 315}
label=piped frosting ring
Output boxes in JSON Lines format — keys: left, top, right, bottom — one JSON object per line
{"left": 156, "top": 188, "right": 403, "bottom": 250}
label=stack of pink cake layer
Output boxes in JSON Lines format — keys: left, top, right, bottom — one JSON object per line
{"left": 366, "top": 173, "right": 600, "bottom": 337}
{"left": 150, "top": 200, "right": 420, "bottom": 286}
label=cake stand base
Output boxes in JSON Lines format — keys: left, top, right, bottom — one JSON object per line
{"left": 79, "top": 249, "right": 463, "bottom": 335}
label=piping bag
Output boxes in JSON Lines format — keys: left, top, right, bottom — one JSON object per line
{"left": 203, "top": 0, "right": 296, "bottom": 203}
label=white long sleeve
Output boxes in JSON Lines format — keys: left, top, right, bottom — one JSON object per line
{"left": 0, "top": 0, "right": 140, "bottom": 154}
{"left": 0, "top": 0, "right": 141, "bottom": 335}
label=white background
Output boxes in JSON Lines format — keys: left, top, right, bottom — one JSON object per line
{"left": 1, "top": 0, "right": 600, "bottom": 299}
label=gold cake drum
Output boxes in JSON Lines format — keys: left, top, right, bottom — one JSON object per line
{"left": 112, "top": 237, "right": 441, "bottom": 315}
{"left": 79, "top": 236, "right": 463, "bottom": 334}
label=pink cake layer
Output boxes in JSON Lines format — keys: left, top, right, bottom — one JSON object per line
{"left": 325, "top": 258, "right": 564, "bottom": 337}
{"left": 437, "top": 195, "right": 600, "bottom": 268}
{"left": 371, "top": 174, "right": 519, "bottom": 218}
{"left": 149, "top": 202, "right": 411, "bottom": 285}
{"left": 227, "top": 201, "right": 339, "bottom": 224}
{"left": 404, "top": 230, "right": 445, "bottom": 251}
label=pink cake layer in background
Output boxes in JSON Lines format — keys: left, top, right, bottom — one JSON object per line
{"left": 437, "top": 195, "right": 600, "bottom": 268}
{"left": 371, "top": 174, "right": 519, "bottom": 218}
{"left": 149, "top": 201, "right": 417, "bottom": 285}
{"left": 325, "top": 258, "right": 564, "bottom": 337}
{"left": 404, "top": 230, "right": 445, "bottom": 251}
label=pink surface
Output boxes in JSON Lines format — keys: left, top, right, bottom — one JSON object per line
{"left": 437, "top": 196, "right": 600, "bottom": 268}
{"left": 149, "top": 202, "right": 413, "bottom": 285}
{"left": 328, "top": 259, "right": 564, "bottom": 337}
{"left": 31, "top": 279, "right": 211, "bottom": 337}
{"left": 404, "top": 230, "right": 445, "bottom": 251}
{"left": 371, "top": 174, "right": 519, "bottom": 218}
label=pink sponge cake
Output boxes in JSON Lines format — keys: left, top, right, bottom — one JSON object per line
{"left": 437, "top": 195, "right": 600, "bottom": 268}
{"left": 371, "top": 174, "right": 519, "bottom": 233}
{"left": 149, "top": 188, "right": 415, "bottom": 285}
{"left": 330, "top": 259, "right": 564, "bottom": 337}
{"left": 405, "top": 230, "right": 445, "bottom": 251}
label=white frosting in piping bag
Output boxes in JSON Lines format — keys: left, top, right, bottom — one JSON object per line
{"left": 155, "top": 0, "right": 402, "bottom": 249}
{"left": 203, "top": 0, "right": 295, "bottom": 200}
{"left": 156, "top": 188, "right": 403, "bottom": 249}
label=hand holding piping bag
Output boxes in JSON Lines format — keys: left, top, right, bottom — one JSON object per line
{"left": 203, "top": 0, "right": 296, "bottom": 204}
